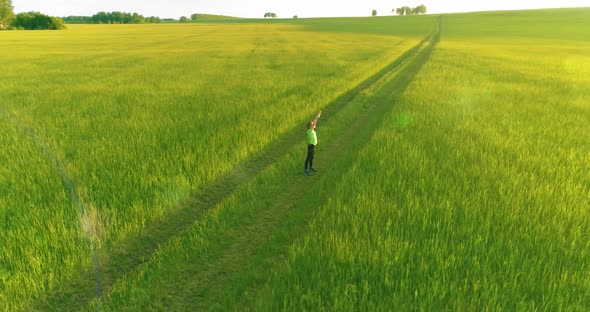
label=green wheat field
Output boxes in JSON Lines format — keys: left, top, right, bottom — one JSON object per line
{"left": 1, "top": 8, "right": 589, "bottom": 311}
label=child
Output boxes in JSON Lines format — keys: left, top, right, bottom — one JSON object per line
{"left": 305, "top": 110, "right": 321, "bottom": 176}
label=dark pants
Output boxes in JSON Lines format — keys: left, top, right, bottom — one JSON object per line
{"left": 305, "top": 144, "right": 315, "bottom": 170}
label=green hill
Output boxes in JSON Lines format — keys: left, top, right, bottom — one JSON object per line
{"left": 193, "top": 13, "right": 242, "bottom": 20}
{"left": 2, "top": 8, "right": 589, "bottom": 311}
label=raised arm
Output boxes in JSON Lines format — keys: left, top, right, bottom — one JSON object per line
{"left": 313, "top": 110, "right": 322, "bottom": 126}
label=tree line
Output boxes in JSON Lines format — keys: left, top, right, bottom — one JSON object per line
{"left": 12, "top": 11, "right": 65, "bottom": 29}
{"left": 63, "top": 11, "right": 161, "bottom": 24}
{"left": 372, "top": 4, "right": 427, "bottom": 17}
{"left": 0, "top": 0, "right": 162, "bottom": 29}
{"left": 393, "top": 4, "right": 427, "bottom": 15}
{"left": 0, "top": 0, "right": 65, "bottom": 30}
{"left": 0, "top": 0, "right": 14, "bottom": 28}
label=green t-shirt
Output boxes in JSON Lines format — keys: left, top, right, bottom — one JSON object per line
{"left": 307, "top": 129, "right": 317, "bottom": 145}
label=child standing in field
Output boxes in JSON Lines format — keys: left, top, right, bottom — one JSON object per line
{"left": 305, "top": 111, "right": 322, "bottom": 176}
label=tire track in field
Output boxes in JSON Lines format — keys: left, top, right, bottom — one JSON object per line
{"left": 169, "top": 19, "right": 442, "bottom": 310}
{"left": 36, "top": 18, "right": 441, "bottom": 310}
{"left": 0, "top": 109, "right": 104, "bottom": 309}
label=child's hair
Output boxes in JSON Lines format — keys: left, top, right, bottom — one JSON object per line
{"left": 307, "top": 121, "right": 314, "bottom": 129}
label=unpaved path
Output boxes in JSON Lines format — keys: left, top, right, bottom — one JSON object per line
{"left": 35, "top": 18, "right": 441, "bottom": 310}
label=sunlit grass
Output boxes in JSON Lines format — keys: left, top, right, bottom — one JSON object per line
{"left": 3, "top": 8, "right": 589, "bottom": 310}
{"left": 0, "top": 19, "right": 431, "bottom": 310}
{"left": 247, "top": 10, "right": 590, "bottom": 310}
{"left": 80, "top": 36, "right": 432, "bottom": 310}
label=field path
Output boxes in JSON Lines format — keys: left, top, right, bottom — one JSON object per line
{"left": 36, "top": 18, "right": 441, "bottom": 310}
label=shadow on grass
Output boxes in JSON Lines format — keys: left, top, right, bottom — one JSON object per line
{"left": 33, "top": 17, "right": 440, "bottom": 310}
{"left": 171, "top": 18, "right": 442, "bottom": 309}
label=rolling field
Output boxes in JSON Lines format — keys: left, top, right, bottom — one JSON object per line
{"left": 0, "top": 16, "right": 434, "bottom": 310}
{"left": 2, "top": 8, "right": 590, "bottom": 310}
{"left": 247, "top": 10, "right": 590, "bottom": 310}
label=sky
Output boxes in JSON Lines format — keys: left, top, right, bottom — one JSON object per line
{"left": 12, "top": 0, "right": 590, "bottom": 19}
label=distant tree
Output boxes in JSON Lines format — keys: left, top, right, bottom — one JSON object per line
{"left": 80, "top": 11, "right": 158, "bottom": 24}
{"left": 372, "top": 9, "right": 377, "bottom": 16}
{"left": 111, "top": 11, "right": 124, "bottom": 23}
{"left": 264, "top": 12, "right": 277, "bottom": 18}
{"left": 414, "top": 4, "right": 427, "bottom": 14}
{"left": 13, "top": 11, "right": 65, "bottom": 29}
{"left": 146, "top": 16, "right": 160, "bottom": 23}
{"left": 394, "top": 4, "right": 427, "bottom": 15}
{"left": 179, "top": 16, "right": 189, "bottom": 23}
{"left": 49, "top": 16, "right": 65, "bottom": 29}
{"left": 13, "top": 12, "right": 31, "bottom": 29}
{"left": 131, "top": 12, "right": 142, "bottom": 23}
{"left": 0, "top": 0, "right": 14, "bottom": 28}
{"left": 92, "top": 11, "right": 107, "bottom": 23}
{"left": 63, "top": 15, "right": 93, "bottom": 24}
{"left": 190, "top": 13, "right": 198, "bottom": 21}
{"left": 293, "top": 15, "right": 298, "bottom": 19}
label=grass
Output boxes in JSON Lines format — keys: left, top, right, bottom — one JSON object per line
{"left": 200, "top": 15, "right": 437, "bottom": 37}
{"left": 2, "top": 7, "right": 589, "bottom": 310}
{"left": 192, "top": 13, "right": 242, "bottom": 21}
{"left": 441, "top": 7, "right": 590, "bottom": 41}
{"left": 246, "top": 9, "right": 590, "bottom": 310}
{"left": 79, "top": 25, "right": 439, "bottom": 311}
{"left": 0, "top": 18, "right": 433, "bottom": 311}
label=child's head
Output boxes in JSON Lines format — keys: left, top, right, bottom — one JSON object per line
{"left": 307, "top": 121, "right": 315, "bottom": 129}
